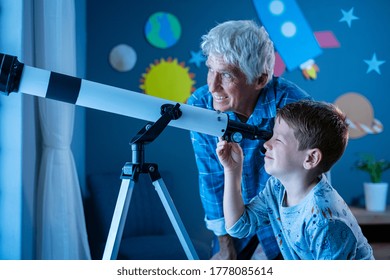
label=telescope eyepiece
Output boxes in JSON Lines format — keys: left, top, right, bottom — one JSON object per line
{"left": 223, "top": 118, "right": 273, "bottom": 143}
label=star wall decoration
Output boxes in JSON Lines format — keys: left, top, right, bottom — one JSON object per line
{"left": 339, "top": 7, "right": 359, "bottom": 28}
{"left": 364, "top": 53, "right": 385, "bottom": 74}
{"left": 188, "top": 50, "right": 206, "bottom": 68}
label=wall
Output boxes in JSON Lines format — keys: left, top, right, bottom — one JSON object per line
{"left": 280, "top": 0, "right": 390, "bottom": 205}
{"left": 85, "top": 0, "right": 390, "bottom": 247}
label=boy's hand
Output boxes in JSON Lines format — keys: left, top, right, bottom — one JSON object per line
{"left": 216, "top": 138, "right": 243, "bottom": 172}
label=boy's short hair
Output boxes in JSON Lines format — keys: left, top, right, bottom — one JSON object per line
{"left": 277, "top": 100, "right": 349, "bottom": 173}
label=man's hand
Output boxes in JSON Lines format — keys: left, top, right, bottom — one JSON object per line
{"left": 210, "top": 235, "right": 237, "bottom": 260}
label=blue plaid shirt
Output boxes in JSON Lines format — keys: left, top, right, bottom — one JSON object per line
{"left": 187, "top": 76, "right": 311, "bottom": 258}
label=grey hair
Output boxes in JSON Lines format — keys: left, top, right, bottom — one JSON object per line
{"left": 201, "top": 20, "right": 275, "bottom": 84}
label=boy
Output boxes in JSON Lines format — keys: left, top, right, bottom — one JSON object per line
{"left": 217, "top": 100, "right": 374, "bottom": 259}
{"left": 188, "top": 19, "right": 311, "bottom": 260}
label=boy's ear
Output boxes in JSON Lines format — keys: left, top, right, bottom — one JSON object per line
{"left": 303, "top": 148, "right": 322, "bottom": 170}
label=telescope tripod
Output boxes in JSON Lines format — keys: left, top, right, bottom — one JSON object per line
{"left": 102, "top": 104, "right": 199, "bottom": 260}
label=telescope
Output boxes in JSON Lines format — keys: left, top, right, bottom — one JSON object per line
{"left": 0, "top": 53, "right": 272, "bottom": 143}
{"left": 1, "top": 52, "right": 273, "bottom": 260}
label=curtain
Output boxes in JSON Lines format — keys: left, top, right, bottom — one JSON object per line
{"left": 34, "top": 0, "right": 91, "bottom": 259}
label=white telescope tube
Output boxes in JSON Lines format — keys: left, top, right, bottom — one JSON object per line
{"left": 16, "top": 66, "right": 228, "bottom": 137}
{"left": 0, "top": 53, "right": 272, "bottom": 142}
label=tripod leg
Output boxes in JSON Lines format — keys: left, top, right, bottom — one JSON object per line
{"left": 152, "top": 178, "right": 199, "bottom": 260}
{"left": 102, "top": 178, "right": 135, "bottom": 260}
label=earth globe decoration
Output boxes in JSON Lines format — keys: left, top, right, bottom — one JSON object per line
{"left": 144, "top": 12, "right": 182, "bottom": 49}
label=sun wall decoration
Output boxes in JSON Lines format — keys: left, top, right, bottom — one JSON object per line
{"left": 140, "top": 57, "right": 195, "bottom": 103}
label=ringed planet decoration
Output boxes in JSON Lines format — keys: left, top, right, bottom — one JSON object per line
{"left": 334, "top": 92, "right": 383, "bottom": 139}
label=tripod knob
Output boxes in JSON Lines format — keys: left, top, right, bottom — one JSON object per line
{"left": 160, "top": 103, "right": 182, "bottom": 120}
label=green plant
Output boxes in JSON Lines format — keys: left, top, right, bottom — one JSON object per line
{"left": 354, "top": 153, "right": 390, "bottom": 183}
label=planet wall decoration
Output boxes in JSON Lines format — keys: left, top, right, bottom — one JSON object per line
{"left": 334, "top": 92, "right": 383, "bottom": 139}
{"left": 144, "top": 12, "right": 182, "bottom": 49}
{"left": 109, "top": 44, "right": 137, "bottom": 72}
